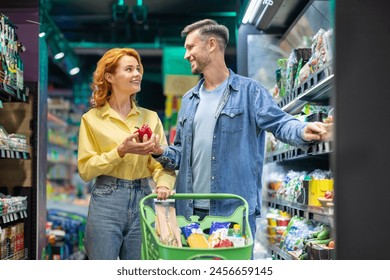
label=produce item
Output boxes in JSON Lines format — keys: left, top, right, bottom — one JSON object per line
{"left": 214, "top": 239, "right": 234, "bottom": 248}
{"left": 135, "top": 124, "right": 152, "bottom": 142}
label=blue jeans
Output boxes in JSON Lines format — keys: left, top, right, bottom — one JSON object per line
{"left": 85, "top": 175, "right": 153, "bottom": 260}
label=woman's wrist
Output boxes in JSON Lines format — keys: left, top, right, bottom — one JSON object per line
{"left": 117, "top": 145, "right": 126, "bottom": 158}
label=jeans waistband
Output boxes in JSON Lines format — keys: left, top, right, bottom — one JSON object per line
{"left": 96, "top": 175, "right": 149, "bottom": 188}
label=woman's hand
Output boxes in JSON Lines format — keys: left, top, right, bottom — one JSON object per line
{"left": 117, "top": 133, "right": 156, "bottom": 157}
{"left": 154, "top": 186, "right": 174, "bottom": 200}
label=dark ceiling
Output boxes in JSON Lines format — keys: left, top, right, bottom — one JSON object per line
{"left": 40, "top": 0, "right": 245, "bottom": 109}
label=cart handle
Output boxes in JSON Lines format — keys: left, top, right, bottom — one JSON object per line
{"left": 142, "top": 193, "right": 248, "bottom": 207}
{"left": 186, "top": 253, "right": 227, "bottom": 260}
{"left": 141, "top": 193, "right": 250, "bottom": 222}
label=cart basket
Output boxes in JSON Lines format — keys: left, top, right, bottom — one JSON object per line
{"left": 140, "top": 193, "right": 253, "bottom": 260}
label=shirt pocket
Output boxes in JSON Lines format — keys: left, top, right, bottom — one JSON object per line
{"left": 220, "top": 107, "right": 244, "bottom": 133}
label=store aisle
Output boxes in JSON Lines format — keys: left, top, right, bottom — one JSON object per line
{"left": 253, "top": 218, "right": 272, "bottom": 260}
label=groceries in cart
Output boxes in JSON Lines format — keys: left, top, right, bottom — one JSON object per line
{"left": 154, "top": 199, "right": 182, "bottom": 247}
{"left": 181, "top": 223, "right": 210, "bottom": 248}
{"left": 140, "top": 193, "right": 254, "bottom": 260}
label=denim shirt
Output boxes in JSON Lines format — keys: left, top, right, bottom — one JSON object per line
{"left": 156, "top": 69, "right": 309, "bottom": 218}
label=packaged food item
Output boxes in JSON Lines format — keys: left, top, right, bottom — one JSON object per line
{"left": 207, "top": 221, "right": 230, "bottom": 247}
{"left": 8, "top": 133, "right": 28, "bottom": 152}
{"left": 155, "top": 199, "right": 182, "bottom": 247}
{"left": 0, "top": 125, "right": 9, "bottom": 149}
{"left": 227, "top": 224, "right": 246, "bottom": 247}
{"left": 181, "top": 223, "right": 210, "bottom": 249}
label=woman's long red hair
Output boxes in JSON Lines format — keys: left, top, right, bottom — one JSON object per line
{"left": 90, "top": 48, "right": 144, "bottom": 108}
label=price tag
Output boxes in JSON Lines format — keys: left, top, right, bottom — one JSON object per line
{"left": 10, "top": 150, "right": 15, "bottom": 158}
{"left": 6, "top": 150, "right": 10, "bottom": 158}
{"left": 2, "top": 216, "right": 6, "bottom": 223}
{"left": 9, "top": 214, "right": 14, "bottom": 222}
{"left": 24, "top": 211, "right": 28, "bottom": 217}
{"left": 5, "top": 215, "right": 10, "bottom": 223}
{"left": 14, "top": 213, "right": 18, "bottom": 220}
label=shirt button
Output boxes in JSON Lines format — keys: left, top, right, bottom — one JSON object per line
{"left": 230, "top": 114, "right": 234, "bottom": 117}
{"left": 212, "top": 156, "right": 215, "bottom": 160}
{"left": 211, "top": 176, "right": 215, "bottom": 180}
{"left": 213, "top": 135, "right": 216, "bottom": 139}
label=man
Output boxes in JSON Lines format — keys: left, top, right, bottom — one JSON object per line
{"left": 150, "top": 19, "right": 332, "bottom": 239}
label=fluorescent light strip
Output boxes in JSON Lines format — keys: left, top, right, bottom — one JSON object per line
{"left": 242, "top": 0, "right": 260, "bottom": 24}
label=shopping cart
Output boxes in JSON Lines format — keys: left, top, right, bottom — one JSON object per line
{"left": 140, "top": 193, "right": 253, "bottom": 260}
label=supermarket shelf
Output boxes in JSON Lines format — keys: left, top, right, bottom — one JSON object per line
{"left": 47, "top": 200, "right": 88, "bottom": 218}
{"left": 47, "top": 158, "right": 72, "bottom": 165}
{"left": 3, "top": 248, "right": 28, "bottom": 260}
{"left": 268, "top": 244, "right": 298, "bottom": 260}
{"left": 0, "top": 82, "right": 29, "bottom": 104}
{"left": 0, "top": 148, "right": 30, "bottom": 160}
{"left": 48, "top": 112, "right": 67, "bottom": 127}
{"left": 278, "top": 66, "right": 334, "bottom": 115}
{"left": 264, "top": 197, "right": 333, "bottom": 225}
{"left": 0, "top": 208, "right": 28, "bottom": 224}
{"left": 265, "top": 141, "right": 333, "bottom": 163}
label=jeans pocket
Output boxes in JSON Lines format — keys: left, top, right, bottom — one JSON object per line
{"left": 142, "top": 185, "right": 152, "bottom": 196}
{"left": 92, "top": 181, "right": 115, "bottom": 195}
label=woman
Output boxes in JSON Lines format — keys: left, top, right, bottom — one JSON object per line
{"left": 77, "top": 48, "right": 175, "bottom": 260}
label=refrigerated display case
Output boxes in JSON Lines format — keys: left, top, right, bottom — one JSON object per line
{"left": 239, "top": 0, "right": 335, "bottom": 259}
{"left": 239, "top": 0, "right": 390, "bottom": 259}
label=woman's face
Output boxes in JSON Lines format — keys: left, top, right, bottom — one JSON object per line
{"left": 108, "top": 55, "right": 142, "bottom": 96}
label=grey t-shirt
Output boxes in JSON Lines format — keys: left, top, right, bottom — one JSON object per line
{"left": 192, "top": 78, "right": 228, "bottom": 209}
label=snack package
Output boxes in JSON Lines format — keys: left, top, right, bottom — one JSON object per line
{"left": 207, "top": 221, "right": 230, "bottom": 247}
{"left": 181, "top": 223, "right": 210, "bottom": 248}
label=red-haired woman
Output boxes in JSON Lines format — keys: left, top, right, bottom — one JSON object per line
{"left": 77, "top": 48, "right": 175, "bottom": 260}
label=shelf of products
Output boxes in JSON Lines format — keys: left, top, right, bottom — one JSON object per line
{"left": 279, "top": 68, "right": 334, "bottom": 115}
{"left": 0, "top": 12, "right": 35, "bottom": 260}
{"left": 247, "top": 2, "right": 335, "bottom": 260}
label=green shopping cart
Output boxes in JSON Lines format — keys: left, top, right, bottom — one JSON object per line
{"left": 139, "top": 193, "right": 254, "bottom": 260}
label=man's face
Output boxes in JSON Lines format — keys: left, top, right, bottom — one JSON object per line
{"left": 183, "top": 30, "right": 211, "bottom": 74}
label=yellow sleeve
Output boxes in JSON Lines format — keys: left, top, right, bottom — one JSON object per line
{"left": 77, "top": 115, "right": 122, "bottom": 182}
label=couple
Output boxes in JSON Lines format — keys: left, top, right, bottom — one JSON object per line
{"left": 77, "top": 19, "right": 332, "bottom": 260}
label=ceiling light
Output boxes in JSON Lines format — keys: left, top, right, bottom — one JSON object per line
{"left": 69, "top": 67, "right": 80, "bottom": 75}
{"left": 242, "top": 0, "right": 260, "bottom": 24}
{"left": 54, "top": 52, "right": 65, "bottom": 60}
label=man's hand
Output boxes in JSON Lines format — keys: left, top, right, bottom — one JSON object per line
{"left": 303, "top": 121, "right": 333, "bottom": 142}
{"left": 149, "top": 134, "right": 165, "bottom": 156}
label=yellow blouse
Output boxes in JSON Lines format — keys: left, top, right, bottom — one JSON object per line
{"left": 77, "top": 101, "right": 175, "bottom": 189}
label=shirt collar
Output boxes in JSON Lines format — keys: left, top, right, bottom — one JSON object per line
{"left": 100, "top": 99, "right": 141, "bottom": 118}
{"left": 189, "top": 69, "right": 238, "bottom": 98}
